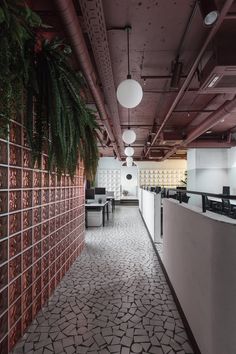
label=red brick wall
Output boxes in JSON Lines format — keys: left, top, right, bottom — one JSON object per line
{"left": 0, "top": 114, "right": 85, "bottom": 353}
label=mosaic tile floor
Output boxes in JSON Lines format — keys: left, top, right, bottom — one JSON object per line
{"left": 12, "top": 206, "right": 194, "bottom": 354}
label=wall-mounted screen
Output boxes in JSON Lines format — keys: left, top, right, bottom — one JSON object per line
{"left": 95, "top": 187, "right": 106, "bottom": 195}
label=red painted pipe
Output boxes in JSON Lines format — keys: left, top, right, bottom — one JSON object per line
{"left": 53, "top": 0, "right": 121, "bottom": 159}
{"left": 187, "top": 141, "right": 236, "bottom": 148}
{"left": 162, "top": 97, "right": 236, "bottom": 160}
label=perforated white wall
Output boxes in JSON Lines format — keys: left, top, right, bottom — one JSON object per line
{"left": 97, "top": 169, "right": 121, "bottom": 200}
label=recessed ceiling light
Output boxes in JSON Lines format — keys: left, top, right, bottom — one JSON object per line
{"left": 198, "top": 0, "right": 219, "bottom": 26}
{"left": 220, "top": 118, "right": 225, "bottom": 123}
{"left": 204, "top": 10, "right": 219, "bottom": 26}
{"left": 206, "top": 130, "right": 212, "bottom": 134}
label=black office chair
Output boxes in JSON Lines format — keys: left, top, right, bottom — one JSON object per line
{"left": 205, "top": 196, "right": 215, "bottom": 211}
{"left": 221, "top": 198, "right": 235, "bottom": 218}
{"left": 205, "top": 196, "right": 221, "bottom": 213}
{"left": 182, "top": 195, "right": 190, "bottom": 203}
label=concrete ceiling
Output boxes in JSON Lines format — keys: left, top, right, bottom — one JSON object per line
{"left": 31, "top": 0, "right": 236, "bottom": 161}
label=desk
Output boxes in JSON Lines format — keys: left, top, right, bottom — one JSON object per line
{"left": 85, "top": 201, "right": 109, "bottom": 227}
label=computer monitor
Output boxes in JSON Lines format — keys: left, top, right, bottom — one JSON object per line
{"left": 177, "top": 187, "right": 186, "bottom": 190}
{"left": 95, "top": 187, "right": 106, "bottom": 195}
{"left": 85, "top": 188, "right": 95, "bottom": 200}
{"left": 222, "top": 186, "right": 230, "bottom": 195}
{"left": 155, "top": 187, "right": 161, "bottom": 194}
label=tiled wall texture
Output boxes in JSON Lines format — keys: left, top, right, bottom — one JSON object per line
{"left": 0, "top": 114, "right": 85, "bottom": 353}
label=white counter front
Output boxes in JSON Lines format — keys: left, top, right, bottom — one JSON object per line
{"left": 162, "top": 199, "right": 236, "bottom": 354}
{"left": 139, "top": 188, "right": 161, "bottom": 243}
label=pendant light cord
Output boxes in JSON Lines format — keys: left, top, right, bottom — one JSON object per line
{"left": 126, "top": 26, "right": 131, "bottom": 79}
{"left": 128, "top": 109, "right": 130, "bottom": 130}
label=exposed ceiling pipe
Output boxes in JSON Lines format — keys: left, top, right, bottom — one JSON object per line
{"left": 145, "top": 0, "right": 234, "bottom": 158}
{"left": 183, "top": 98, "right": 236, "bottom": 146}
{"left": 162, "top": 96, "right": 236, "bottom": 160}
{"left": 53, "top": 0, "right": 121, "bottom": 159}
{"left": 187, "top": 141, "right": 236, "bottom": 148}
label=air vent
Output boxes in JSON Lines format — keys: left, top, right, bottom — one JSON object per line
{"left": 215, "top": 75, "right": 236, "bottom": 88}
{"left": 199, "top": 46, "right": 236, "bottom": 94}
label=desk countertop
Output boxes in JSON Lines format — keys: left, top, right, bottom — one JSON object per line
{"left": 85, "top": 201, "right": 108, "bottom": 207}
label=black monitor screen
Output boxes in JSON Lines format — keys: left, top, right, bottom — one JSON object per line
{"left": 86, "top": 188, "right": 95, "bottom": 199}
{"left": 223, "top": 186, "right": 230, "bottom": 195}
{"left": 95, "top": 187, "right": 106, "bottom": 195}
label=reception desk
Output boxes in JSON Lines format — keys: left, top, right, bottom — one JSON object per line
{"left": 162, "top": 199, "right": 236, "bottom": 354}
{"left": 138, "top": 188, "right": 162, "bottom": 243}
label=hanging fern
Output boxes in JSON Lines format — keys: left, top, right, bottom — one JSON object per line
{"left": 26, "top": 38, "right": 100, "bottom": 180}
{"left": 0, "top": 2, "right": 100, "bottom": 180}
{"left": 0, "top": 0, "right": 41, "bottom": 136}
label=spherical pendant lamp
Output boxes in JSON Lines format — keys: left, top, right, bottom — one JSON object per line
{"left": 126, "top": 156, "right": 133, "bottom": 165}
{"left": 122, "top": 129, "right": 136, "bottom": 145}
{"left": 117, "top": 79, "right": 143, "bottom": 109}
{"left": 124, "top": 146, "right": 134, "bottom": 157}
{"left": 116, "top": 26, "right": 143, "bottom": 109}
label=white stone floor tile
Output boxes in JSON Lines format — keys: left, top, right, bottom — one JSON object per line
{"left": 11, "top": 206, "right": 194, "bottom": 354}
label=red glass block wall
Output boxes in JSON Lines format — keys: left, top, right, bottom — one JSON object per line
{"left": 0, "top": 114, "right": 85, "bottom": 353}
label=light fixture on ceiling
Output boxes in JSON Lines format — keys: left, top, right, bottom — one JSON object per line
{"left": 116, "top": 26, "right": 143, "bottom": 108}
{"left": 122, "top": 109, "right": 136, "bottom": 144}
{"left": 198, "top": 0, "right": 219, "bottom": 26}
{"left": 207, "top": 74, "right": 220, "bottom": 88}
{"left": 125, "top": 146, "right": 134, "bottom": 156}
{"left": 122, "top": 129, "right": 136, "bottom": 144}
{"left": 206, "top": 130, "right": 212, "bottom": 134}
{"left": 126, "top": 156, "right": 133, "bottom": 167}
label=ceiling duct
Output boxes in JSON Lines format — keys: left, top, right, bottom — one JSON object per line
{"left": 199, "top": 45, "right": 236, "bottom": 94}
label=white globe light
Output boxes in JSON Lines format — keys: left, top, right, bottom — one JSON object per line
{"left": 117, "top": 79, "right": 143, "bottom": 108}
{"left": 122, "top": 129, "right": 136, "bottom": 144}
{"left": 124, "top": 146, "right": 134, "bottom": 157}
{"left": 126, "top": 156, "right": 133, "bottom": 164}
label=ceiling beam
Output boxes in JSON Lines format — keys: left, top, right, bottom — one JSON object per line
{"left": 225, "top": 12, "right": 236, "bottom": 19}
{"left": 173, "top": 109, "right": 215, "bottom": 113}
{"left": 143, "top": 88, "right": 199, "bottom": 94}
{"left": 187, "top": 141, "right": 236, "bottom": 148}
{"left": 141, "top": 75, "right": 187, "bottom": 79}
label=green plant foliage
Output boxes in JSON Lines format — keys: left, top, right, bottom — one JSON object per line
{"left": 180, "top": 170, "right": 187, "bottom": 185}
{"left": 26, "top": 38, "right": 100, "bottom": 180}
{"left": 0, "top": 0, "right": 41, "bottom": 136}
{"left": 0, "top": 2, "right": 99, "bottom": 180}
